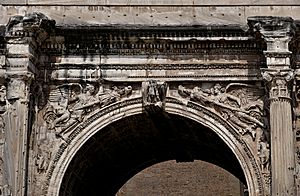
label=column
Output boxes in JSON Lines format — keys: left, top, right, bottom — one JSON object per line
{"left": 4, "top": 13, "right": 55, "bottom": 196}
{"left": 248, "top": 16, "right": 296, "bottom": 195}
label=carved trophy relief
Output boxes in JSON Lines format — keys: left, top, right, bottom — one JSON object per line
{"left": 0, "top": 85, "right": 9, "bottom": 195}
{"left": 178, "top": 83, "right": 267, "bottom": 141}
{"left": 142, "top": 80, "right": 167, "bottom": 111}
{"left": 43, "top": 83, "right": 132, "bottom": 136}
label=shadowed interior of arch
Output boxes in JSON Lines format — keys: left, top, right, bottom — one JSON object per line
{"left": 59, "top": 111, "right": 247, "bottom": 196}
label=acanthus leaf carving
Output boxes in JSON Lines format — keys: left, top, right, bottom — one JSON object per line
{"left": 261, "top": 69, "right": 294, "bottom": 101}
{"left": 43, "top": 83, "right": 132, "bottom": 136}
{"left": 178, "top": 83, "right": 267, "bottom": 141}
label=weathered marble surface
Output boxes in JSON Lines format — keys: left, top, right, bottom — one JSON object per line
{"left": 1, "top": 3, "right": 300, "bottom": 27}
{"left": 0, "top": 8, "right": 300, "bottom": 196}
{"left": 2, "top": 0, "right": 300, "bottom": 5}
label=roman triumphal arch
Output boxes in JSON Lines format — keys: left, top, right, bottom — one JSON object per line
{"left": 2, "top": 2, "right": 300, "bottom": 195}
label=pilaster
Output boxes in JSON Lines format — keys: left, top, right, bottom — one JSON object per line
{"left": 248, "top": 16, "right": 296, "bottom": 195}
{"left": 3, "top": 13, "right": 55, "bottom": 196}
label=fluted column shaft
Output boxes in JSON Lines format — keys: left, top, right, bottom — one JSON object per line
{"left": 263, "top": 71, "right": 296, "bottom": 195}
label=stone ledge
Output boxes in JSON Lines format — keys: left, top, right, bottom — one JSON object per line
{"left": 2, "top": 0, "right": 300, "bottom": 6}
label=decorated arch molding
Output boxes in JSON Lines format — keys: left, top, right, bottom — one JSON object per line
{"left": 42, "top": 95, "right": 267, "bottom": 196}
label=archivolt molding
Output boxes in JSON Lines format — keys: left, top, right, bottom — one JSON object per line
{"left": 43, "top": 97, "right": 143, "bottom": 196}
{"left": 166, "top": 97, "right": 267, "bottom": 195}
{"left": 43, "top": 94, "right": 267, "bottom": 196}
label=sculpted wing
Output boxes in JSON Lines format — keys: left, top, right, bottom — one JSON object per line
{"left": 225, "top": 83, "right": 265, "bottom": 107}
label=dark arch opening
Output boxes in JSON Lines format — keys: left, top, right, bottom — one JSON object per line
{"left": 59, "top": 111, "right": 246, "bottom": 196}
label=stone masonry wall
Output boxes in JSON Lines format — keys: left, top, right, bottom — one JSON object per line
{"left": 117, "top": 160, "right": 243, "bottom": 196}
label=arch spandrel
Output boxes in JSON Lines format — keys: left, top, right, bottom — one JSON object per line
{"left": 38, "top": 82, "right": 269, "bottom": 196}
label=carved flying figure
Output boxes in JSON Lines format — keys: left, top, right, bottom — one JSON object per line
{"left": 178, "top": 83, "right": 267, "bottom": 140}
{"left": 43, "top": 83, "right": 87, "bottom": 133}
{"left": 74, "top": 85, "right": 132, "bottom": 111}
{"left": 43, "top": 84, "right": 132, "bottom": 135}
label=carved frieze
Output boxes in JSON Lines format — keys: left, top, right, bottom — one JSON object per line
{"left": 178, "top": 83, "right": 267, "bottom": 140}
{"left": 43, "top": 83, "right": 132, "bottom": 136}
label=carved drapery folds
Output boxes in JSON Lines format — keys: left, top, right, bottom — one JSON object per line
{"left": 42, "top": 83, "right": 132, "bottom": 136}
{"left": 178, "top": 83, "right": 267, "bottom": 141}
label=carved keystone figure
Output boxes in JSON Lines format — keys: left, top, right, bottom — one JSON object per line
{"left": 142, "top": 80, "right": 167, "bottom": 110}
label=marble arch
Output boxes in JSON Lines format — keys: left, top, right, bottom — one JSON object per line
{"left": 1, "top": 2, "right": 300, "bottom": 195}
{"left": 45, "top": 97, "right": 264, "bottom": 196}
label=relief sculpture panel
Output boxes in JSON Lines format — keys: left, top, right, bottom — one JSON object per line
{"left": 178, "top": 83, "right": 267, "bottom": 141}
{"left": 177, "top": 82, "right": 271, "bottom": 189}
{"left": 42, "top": 83, "right": 132, "bottom": 136}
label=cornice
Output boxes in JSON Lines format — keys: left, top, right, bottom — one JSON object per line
{"left": 53, "top": 63, "right": 262, "bottom": 70}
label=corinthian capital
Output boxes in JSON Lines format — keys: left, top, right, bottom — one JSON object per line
{"left": 248, "top": 16, "right": 295, "bottom": 53}
{"left": 261, "top": 69, "right": 294, "bottom": 100}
